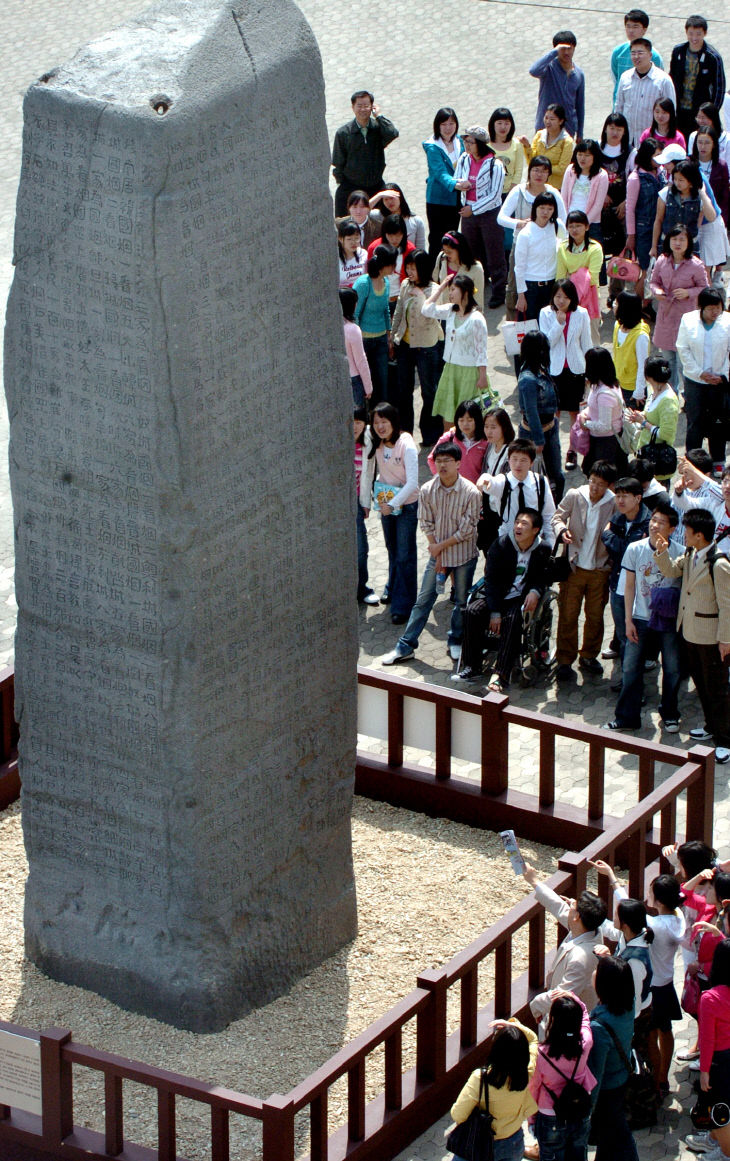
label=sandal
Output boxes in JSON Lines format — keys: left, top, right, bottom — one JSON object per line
{"left": 486, "top": 675, "right": 506, "bottom": 694}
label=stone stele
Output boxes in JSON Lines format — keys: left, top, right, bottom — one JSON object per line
{"left": 4, "top": 0, "right": 358, "bottom": 1032}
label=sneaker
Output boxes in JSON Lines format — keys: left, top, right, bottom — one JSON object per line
{"left": 699, "top": 1147, "right": 727, "bottom": 1160}
{"left": 715, "top": 747, "right": 730, "bottom": 764}
{"left": 685, "top": 1133, "right": 713, "bottom": 1153}
{"left": 579, "top": 657, "right": 603, "bottom": 675}
{"left": 690, "top": 727, "right": 713, "bottom": 741}
{"left": 663, "top": 719, "right": 680, "bottom": 733}
{"left": 604, "top": 720, "right": 638, "bottom": 731}
{"left": 381, "top": 648, "right": 414, "bottom": 666}
{"left": 601, "top": 644, "right": 619, "bottom": 659}
{"left": 676, "top": 1048, "right": 701, "bottom": 1061}
{"left": 448, "top": 643, "right": 462, "bottom": 662}
{"left": 359, "top": 592, "right": 380, "bottom": 606}
{"left": 565, "top": 450, "right": 578, "bottom": 471}
{"left": 556, "top": 664, "right": 576, "bottom": 683}
{"left": 451, "top": 666, "right": 482, "bottom": 683}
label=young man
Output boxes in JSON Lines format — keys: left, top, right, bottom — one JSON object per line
{"left": 601, "top": 477, "right": 652, "bottom": 686}
{"left": 655, "top": 507, "right": 730, "bottom": 763}
{"left": 672, "top": 457, "right": 730, "bottom": 551}
{"left": 615, "top": 37, "right": 676, "bottom": 145}
{"left": 552, "top": 461, "right": 617, "bottom": 683}
{"left": 477, "top": 438, "right": 556, "bottom": 547}
{"left": 606, "top": 500, "right": 684, "bottom": 732}
{"left": 626, "top": 457, "right": 670, "bottom": 512}
{"left": 331, "top": 91, "right": 399, "bottom": 217}
{"left": 529, "top": 31, "right": 585, "bottom": 139}
{"left": 611, "top": 9, "right": 664, "bottom": 103}
{"left": 521, "top": 861, "right": 608, "bottom": 1038}
{"left": 671, "top": 449, "right": 719, "bottom": 531}
{"left": 381, "top": 444, "right": 480, "bottom": 666}
{"left": 669, "top": 15, "right": 726, "bottom": 140}
{"left": 453, "top": 508, "right": 551, "bottom": 689}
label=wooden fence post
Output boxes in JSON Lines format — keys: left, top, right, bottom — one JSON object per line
{"left": 40, "top": 1029, "right": 73, "bottom": 1146}
{"left": 686, "top": 746, "right": 714, "bottom": 845}
{"left": 481, "top": 693, "right": 509, "bottom": 795}
{"left": 416, "top": 970, "right": 448, "bottom": 1083}
{"left": 262, "top": 1093, "right": 296, "bottom": 1161}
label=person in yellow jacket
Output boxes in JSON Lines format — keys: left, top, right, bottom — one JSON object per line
{"left": 556, "top": 211, "right": 604, "bottom": 344}
{"left": 612, "top": 290, "right": 651, "bottom": 403}
{"left": 519, "top": 105, "right": 575, "bottom": 188}
{"left": 449, "top": 1017, "right": 538, "bottom": 1161}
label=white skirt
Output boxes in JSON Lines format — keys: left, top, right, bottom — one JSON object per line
{"left": 698, "top": 215, "right": 730, "bottom": 267}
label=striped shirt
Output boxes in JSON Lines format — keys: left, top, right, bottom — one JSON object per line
{"left": 615, "top": 65, "right": 676, "bottom": 146}
{"left": 417, "top": 475, "right": 481, "bottom": 567}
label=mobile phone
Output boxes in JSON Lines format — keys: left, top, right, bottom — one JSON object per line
{"left": 500, "top": 829, "right": 526, "bottom": 875}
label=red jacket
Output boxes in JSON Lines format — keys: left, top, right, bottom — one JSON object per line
{"left": 367, "top": 237, "right": 416, "bottom": 282}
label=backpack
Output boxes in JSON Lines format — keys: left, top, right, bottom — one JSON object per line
{"left": 541, "top": 1052, "right": 592, "bottom": 1122}
{"left": 477, "top": 472, "right": 547, "bottom": 553}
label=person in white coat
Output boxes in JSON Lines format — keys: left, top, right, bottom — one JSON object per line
{"left": 676, "top": 287, "right": 730, "bottom": 468}
{"left": 539, "top": 278, "right": 592, "bottom": 434}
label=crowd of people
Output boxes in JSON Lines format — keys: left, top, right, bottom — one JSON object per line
{"left": 446, "top": 843, "right": 730, "bottom": 1161}
{"left": 341, "top": 11, "right": 730, "bottom": 770}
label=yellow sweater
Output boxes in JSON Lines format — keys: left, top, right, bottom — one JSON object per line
{"left": 523, "top": 131, "right": 575, "bottom": 188}
{"left": 556, "top": 240, "right": 603, "bottom": 288}
{"left": 450, "top": 1018, "right": 539, "bottom": 1140}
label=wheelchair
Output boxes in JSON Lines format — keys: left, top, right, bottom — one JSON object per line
{"left": 465, "top": 580, "right": 558, "bottom": 688}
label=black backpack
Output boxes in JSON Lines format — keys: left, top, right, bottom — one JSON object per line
{"left": 541, "top": 1052, "right": 592, "bottom": 1123}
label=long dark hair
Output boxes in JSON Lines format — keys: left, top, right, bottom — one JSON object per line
{"left": 367, "top": 244, "right": 398, "bottom": 278}
{"left": 708, "top": 938, "right": 730, "bottom": 988}
{"left": 696, "top": 102, "right": 724, "bottom": 137}
{"left": 545, "top": 995, "right": 584, "bottom": 1060}
{"left": 451, "top": 274, "right": 477, "bottom": 314}
{"left": 594, "top": 956, "right": 635, "bottom": 1016}
{"left": 440, "top": 231, "right": 476, "bottom": 270}
{"left": 484, "top": 407, "right": 515, "bottom": 446}
{"left": 651, "top": 97, "right": 678, "bottom": 139}
{"left": 485, "top": 1024, "right": 530, "bottom": 1091}
{"left": 531, "top": 192, "right": 559, "bottom": 231}
{"left": 519, "top": 330, "right": 551, "bottom": 376}
{"left": 551, "top": 278, "right": 579, "bottom": 312}
{"left": 600, "top": 112, "right": 630, "bottom": 155}
{"left": 379, "top": 213, "right": 409, "bottom": 254}
{"left": 673, "top": 159, "right": 703, "bottom": 196}
{"left": 566, "top": 210, "right": 590, "bottom": 250}
{"left": 585, "top": 346, "right": 619, "bottom": 388}
{"left": 693, "top": 125, "right": 720, "bottom": 163}
{"left": 571, "top": 139, "right": 602, "bottom": 178}
{"left": 405, "top": 249, "right": 433, "bottom": 289}
{"left": 379, "top": 183, "right": 413, "bottom": 220}
{"left": 433, "top": 106, "right": 459, "bottom": 140}
{"left": 488, "top": 107, "right": 516, "bottom": 143}
{"left": 617, "top": 898, "right": 654, "bottom": 943}
{"left": 337, "top": 218, "right": 361, "bottom": 263}
{"left": 634, "top": 136, "right": 661, "bottom": 173}
{"left": 369, "top": 402, "right": 402, "bottom": 457}
{"left": 454, "top": 400, "right": 486, "bottom": 441}
{"left": 354, "top": 406, "right": 368, "bottom": 446}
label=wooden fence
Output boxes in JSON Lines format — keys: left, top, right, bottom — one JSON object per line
{"left": 0, "top": 668, "right": 715, "bottom": 1161}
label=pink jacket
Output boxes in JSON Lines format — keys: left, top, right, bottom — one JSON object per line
{"left": 427, "top": 430, "right": 489, "bottom": 485}
{"left": 529, "top": 1002, "right": 596, "bottom": 1115}
{"left": 561, "top": 167, "right": 610, "bottom": 224}
{"left": 649, "top": 255, "right": 709, "bottom": 350}
{"left": 582, "top": 382, "right": 623, "bottom": 436}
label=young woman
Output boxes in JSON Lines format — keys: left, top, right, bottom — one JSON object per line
{"left": 638, "top": 98, "right": 686, "bottom": 150}
{"left": 450, "top": 1018, "right": 538, "bottom": 1161}
{"left": 428, "top": 400, "right": 488, "bottom": 484}
{"left": 422, "top": 107, "right": 465, "bottom": 268}
{"left": 599, "top": 113, "right": 632, "bottom": 282}
{"left": 560, "top": 140, "right": 609, "bottom": 235}
{"left": 369, "top": 403, "right": 419, "bottom": 624}
{"left": 366, "top": 214, "right": 416, "bottom": 304}
{"left": 651, "top": 158, "right": 716, "bottom": 257}
{"left": 626, "top": 356, "right": 680, "bottom": 482}
{"left": 625, "top": 137, "right": 664, "bottom": 291}
{"left": 519, "top": 104, "right": 575, "bottom": 187}
{"left": 454, "top": 126, "right": 508, "bottom": 308}
{"left": 539, "top": 278, "right": 591, "bottom": 468}
{"left": 353, "top": 245, "right": 397, "bottom": 405}
{"left": 498, "top": 155, "right": 567, "bottom": 318}
{"left": 684, "top": 938, "right": 730, "bottom": 1160}
{"left": 688, "top": 101, "right": 730, "bottom": 171}
{"left": 649, "top": 225, "right": 709, "bottom": 390}
{"left": 353, "top": 408, "right": 378, "bottom": 606}
{"left": 555, "top": 210, "right": 604, "bottom": 344}
{"left": 422, "top": 274, "right": 489, "bottom": 428}
{"left": 588, "top": 957, "right": 638, "bottom": 1161}
{"left": 578, "top": 346, "right": 625, "bottom": 473}
{"left": 514, "top": 192, "right": 564, "bottom": 320}
{"left": 692, "top": 127, "right": 730, "bottom": 225}
{"left": 340, "top": 288, "right": 373, "bottom": 407}
{"left": 368, "top": 183, "right": 427, "bottom": 251}
{"left": 517, "top": 330, "right": 564, "bottom": 501}
{"left": 390, "top": 249, "right": 442, "bottom": 444}
{"left": 529, "top": 993, "right": 596, "bottom": 1161}
{"left": 338, "top": 218, "right": 368, "bottom": 288}
{"left": 488, "top": 107, "right": 525, "bottom": 198}
{"left": 612, "top": 291, "right": 650, "bottom": 403}
{"left": 482, "top": 407, "right": 515, "bottom": 476}
{"left": 432, "top": 231, "right": 485, "bottom": 307}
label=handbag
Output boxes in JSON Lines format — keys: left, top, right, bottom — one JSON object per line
{"left": 638, "top": 429, "right": 677, "bottom": 477}
{"left": 550, "top": 537, "right": 573, "bottom": 584}
{"left": 446, "top": 1070, "right": 494, "bottom": 1161}
{"left": 681, "top": 971, "right": 702, "bottom": 1017}
{"left": 569, "top": 417, "right": 590, "bottom": 457}
{"left": 607, "top": 250, "right": 641, "bottom": 282}
{"left": 501, "top": 316, "right": 538, "bottom": 357}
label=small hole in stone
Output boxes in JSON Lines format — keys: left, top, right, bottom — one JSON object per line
{"left": 61, "top": 471, "right": 73, "bottom": 484}
{"left": 151, "top": 94, "right": 172, "bottom": 116}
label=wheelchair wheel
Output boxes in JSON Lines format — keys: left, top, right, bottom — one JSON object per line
{"left": 519, "top": 589, "right": 557, "bottom": 685}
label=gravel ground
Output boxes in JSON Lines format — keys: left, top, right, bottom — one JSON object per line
{"left": 0, "top": 797, "right": 558, "bottom": 1159}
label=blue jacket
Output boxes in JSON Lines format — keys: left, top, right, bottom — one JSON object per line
{"left": 602, "top": 503, "right": 651, "bottom": 591}
{"left": 518, "top": 368, "right": 558, "bottom": 447}
{"left": 422, "top": 138, "right": 464, "bottom": 206}
{"left": 589, "top": 1005, "right": 634, "bottom": 1094}
{"left": 530, "top": 49, "right": 585, "bottom": 138}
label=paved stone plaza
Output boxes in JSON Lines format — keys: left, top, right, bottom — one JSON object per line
{"left": 2, "top": 0, "right": 730, "bottom": 1157}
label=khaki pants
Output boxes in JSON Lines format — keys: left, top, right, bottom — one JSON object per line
{"left": 556, "top": 567, "right": 610, "bottom": 666}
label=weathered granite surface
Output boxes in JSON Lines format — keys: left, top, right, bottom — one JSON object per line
{"left": 4, "top": 0, "right": 357, "bottom": 1031}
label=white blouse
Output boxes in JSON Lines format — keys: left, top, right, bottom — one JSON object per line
{"left": 422, "top": 302, "right": 488, "bottom": 367}
{"left": 513, "top": 220, "right": 564, "bottom": 293}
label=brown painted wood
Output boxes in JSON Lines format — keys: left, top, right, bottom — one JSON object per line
{"left": 384, "top": 1031, "right": 402, "bottom": 1111}
{"left": 40, "top": 1029, "right": 73, "bottom": 1144}
{"left": 103, "top": 1074, "right": 123, "bottom": 1156}
{"left": 310, "top": 1091, "right": 328, "bottom": 1161}
{"left": 210, "top": 1106, "right": 229, "bottom": 1161}
{"left": 157, "top": 1091, "right": 175, "bottom": 1161}
{"left": 348, "top": 1061, "right": 366, "bottom": 1143}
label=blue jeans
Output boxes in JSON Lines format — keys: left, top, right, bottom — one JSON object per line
{"left": 395, "top": 341, "right": 442, "bottom": 444}
{"left": 356, "top": 502, "right": 372, "bottom": 600}
{"left": 610, "top": 590, "right": 627, "bottom": 662}
{"left": 453, "top": 1128, "right": 524, "bottom": 1161}
{"left": 615, "top": 617, "right": 681, "bottom": 727}
{"left": 381, "top": 501, "right": 418, "bottom": 618}
{"left": 535, "top": 1110, "right": 590, "bottom": 1161}
{"left": 657, "top": 348, "right": 681, "bottom": 395}
{"left": 363, "top": 334, "right": 389, "bottom": 406}
{"left": 397, "top": 555, "right": 478, "bottom": 653}
{"left": 351, "top": 374, "right": 366, "bottom": 408}
{"left": 518, "top": 421, "right": 564, "bottom": 503}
